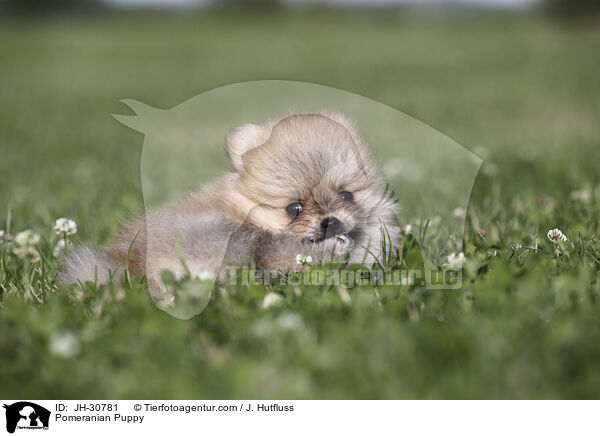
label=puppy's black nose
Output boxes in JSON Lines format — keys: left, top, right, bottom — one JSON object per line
{"left": 321, "top": 217, "right": 343, "bottom": 236}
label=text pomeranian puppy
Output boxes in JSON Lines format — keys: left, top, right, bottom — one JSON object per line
{"left": 60, "top": 112, "right": 399, "bottom": 296}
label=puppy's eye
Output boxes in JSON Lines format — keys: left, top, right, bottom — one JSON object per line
{"left": 285, "top": 202, "right": 303, "bottom": 218}
{"left": 339, "top": 191, "right": 354, "bottom": 202}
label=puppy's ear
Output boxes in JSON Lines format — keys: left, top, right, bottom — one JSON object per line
{"left": 226, "top": 123, "right": 271, "bottom": 171}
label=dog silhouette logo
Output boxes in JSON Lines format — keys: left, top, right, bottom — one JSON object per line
{"left": 3, "top": 402, "right": 50, "bottom": 434}
{"left": 111, "top": 81, "right": 481, "bottom": 320}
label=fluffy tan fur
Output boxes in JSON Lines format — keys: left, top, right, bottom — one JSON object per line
{"left": 59, "top": 112, "right": 399, "bottom": 296}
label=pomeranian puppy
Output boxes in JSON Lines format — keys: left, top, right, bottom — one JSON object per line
{"left": 60, "top": 112, "right": 399, "bottom": 296}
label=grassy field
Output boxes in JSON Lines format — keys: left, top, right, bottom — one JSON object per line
{"left": 1, "top": 11, "right": 599, "bottom": 399}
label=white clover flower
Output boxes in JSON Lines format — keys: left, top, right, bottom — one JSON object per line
{"left": 250, "top": 320, "right": 272, "bottom": 338}
{"left": 54, "top": 217, "right": 77, "bottom": 237}
{"left": 0, "top": 229, "right": 13, "bottom": 244}
{"left": 429, "top": 216, "right": 442, "bottom": 226}
{"left": 15, "top": 230, "right": 40, "bottom": 247}
{"left": 261, "top": 292, "right": 283, "bottom": 309}
{"left": 382, "top": 157, "right": 422, "bottom": 182}
{"left": 13, "top": 246, "right": 41, "bottom": 262}
{"left": 400, "top": 276, "right": 414, "bottom": 286}
{"left": 452, "top": 207, "right": 466, "bottom": 218}
{"left": 445, "top": 252, "right": 465, "bottom": 270}
{"left": 403, "top": 224, "right": 412, "bottom": 234}
{"left": 295, "top": 254, "right": 312, "bottom": 265}
{"left": 49, "top": 330, "right": 81, "bottom": 358}
{"left": 482, "top": 162, "right": 498, "bottom": 176}
{"left": 276, "top": 313, "right": 304, "bottom": 330}
{"left": 13, "top": 230, "right": 41, "bottom": 261}
{"left": 382, "top": 158, "right": 403, "bottom": 178}
{"left": 195, "top": 270, "right": 215, "bottom": 281}
{"left": 547, "top": 228, "right": 567, "bottom": 244}
{"left": 570, "top": 189, "right": 591, "bottom": 202}
{"left": 53, "top": 239, "right": 66, "bottom": 257}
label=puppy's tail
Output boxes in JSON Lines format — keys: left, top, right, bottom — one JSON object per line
{"left": 58, "top": 245, "right": 123, "bottom": 287}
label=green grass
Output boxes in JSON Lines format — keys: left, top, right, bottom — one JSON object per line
{"left": 1, "top": 11, "right": 600, "bottom": 399}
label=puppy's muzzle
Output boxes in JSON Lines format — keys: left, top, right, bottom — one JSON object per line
{"left": 321, "top": 216, "right": 344, "bottom": 238}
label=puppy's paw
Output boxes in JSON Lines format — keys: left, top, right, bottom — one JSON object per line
{"left": 334, "top": 234, "right": 354, "bottom": 257}
{"left": 319, "top": 234, "right": 353, "bottom": 262}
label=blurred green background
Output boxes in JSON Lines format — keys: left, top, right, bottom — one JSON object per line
{"left": 1, "top": 0, "right": 599, "bottom": 399}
